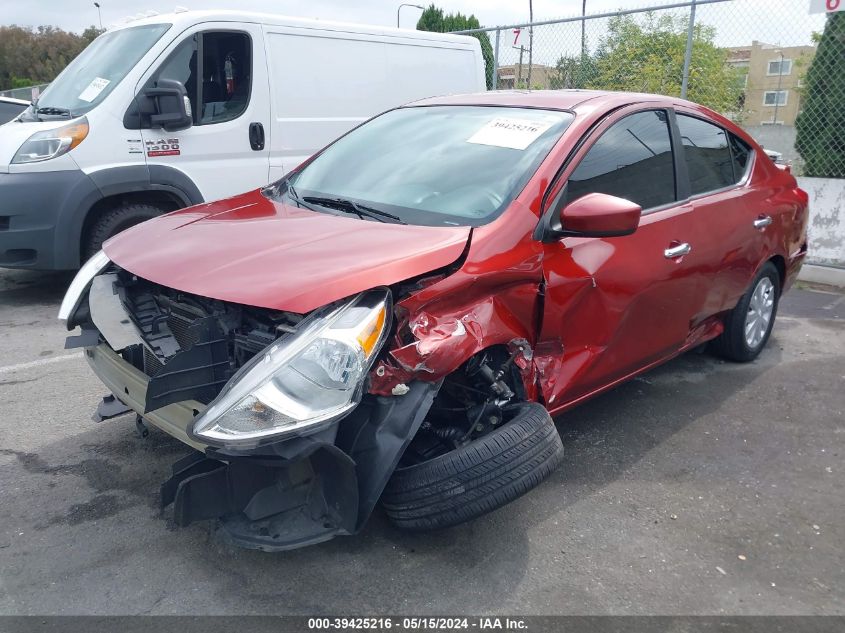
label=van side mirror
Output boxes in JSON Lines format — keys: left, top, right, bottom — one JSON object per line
{"left": 144, "top": 79, "right": 193, "bottom": 132}
{"left": 557, "top": 192, "right": 641, "bottom": 238}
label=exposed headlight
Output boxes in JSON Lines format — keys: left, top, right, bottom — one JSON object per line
{"left": 191, "top": 290, "right": 391, "bottom": 448}
{"left": 58, "top": 250, "right": 111, "bottom": 324}
{"left": 13, "top": 117, "right": 89, "bottom": 164}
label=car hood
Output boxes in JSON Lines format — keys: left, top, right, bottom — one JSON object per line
{"left": 103, "top": 189, "right": 471, "bottom": 313}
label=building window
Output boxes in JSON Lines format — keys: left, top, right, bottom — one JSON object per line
{"left": 767, "top": 59, "right": 792, "bottom": 76}
{"left": 763, "top": 90, "right": 788, "bottom": 106}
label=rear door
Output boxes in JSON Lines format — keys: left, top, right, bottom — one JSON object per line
{"left": 138, "top": 23, "right": 271, "bottom": 201}
{"left": 539, "top": 107, "right": 708, "bottom": 409}
{"left": 673, "top": 110, "right": 764, "bottom": 315}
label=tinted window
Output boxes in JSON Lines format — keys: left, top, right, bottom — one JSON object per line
{"left": 568, "top": 110, "right": 675, "bottom": 210}
{"left": 152, "top": 31, "right": 251, "bottom": 125}
{"left": 728, "top": 133, "right": 752, "bottom": 179}
{"left": 677, "top": 115, "right": 737, "bottom": 195}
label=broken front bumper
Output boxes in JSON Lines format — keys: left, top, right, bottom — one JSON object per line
{"left": 85, "top": 344, "right": 440, "bottom": 551}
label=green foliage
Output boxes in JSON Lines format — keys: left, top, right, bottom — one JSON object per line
{"left": 583, "top": 13, "right": 742, "bottom": 112}
{"left": 417, "top": 4, "right": 494, "bottom": 89}
{"left": 795, "top": 13, "right": 845, "bottom": 178}
{"left": 549, "top": 54, "right": 598, "bottom": 89}
{"left": 0, "top": 25, "right": 103, "bottom": 91}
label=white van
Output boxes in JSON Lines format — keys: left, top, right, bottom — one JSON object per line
{"left": 0, "top": 10, "right": 485, "bottom": 269}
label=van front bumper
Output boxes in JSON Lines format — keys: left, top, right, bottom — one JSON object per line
{"left": 84, "top": 344, "right": 440, "bottom": 551}
{"left": 0, "top": 169, "right": 100, "bottom": 269}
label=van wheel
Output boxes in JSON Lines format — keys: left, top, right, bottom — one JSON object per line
{"left": 381, "top": 402, "right": 564, "bottom": 532}
{"left": 712, "top": 261, "right": 780, "bottom": 362}
{"left": 83, "top": 203, "right": 165, "bottom": 261}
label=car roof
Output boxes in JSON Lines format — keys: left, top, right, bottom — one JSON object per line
{"left": 408, "top": 89, "right": 698, "bottom": 112}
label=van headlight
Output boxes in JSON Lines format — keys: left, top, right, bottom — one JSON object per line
{"left": 58, "top": 250, "right": 110, "bottom": 325}
{"left": 191, "top": 290, "right": 390, "bottom": 448}
{"left": 13, "top": 117, "right": 89, "bottom": 164}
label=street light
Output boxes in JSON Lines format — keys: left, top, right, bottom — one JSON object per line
{"left": 397, "top": 3, "right": 424, "bottom": 28}
{"left": 93, "top": 2, "right": 102, "bottom": 30}
{"left": 773, "top": 50, "right": 785, "bottom": 125}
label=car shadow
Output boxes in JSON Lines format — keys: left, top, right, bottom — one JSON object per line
{"left": 0, "top": 268, "right": 75, "bottom": 307}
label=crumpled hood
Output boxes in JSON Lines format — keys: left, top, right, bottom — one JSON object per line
{"left": 103, "top": 189, "right": 471, "bottom": 313}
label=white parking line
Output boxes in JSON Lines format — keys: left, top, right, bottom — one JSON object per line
{"left": 0, "top": 352, "right": 83, "bottom": 375}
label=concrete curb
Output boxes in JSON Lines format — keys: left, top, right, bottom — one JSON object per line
{"left": 798, "top": 263, "right": 845, "bottom": 288}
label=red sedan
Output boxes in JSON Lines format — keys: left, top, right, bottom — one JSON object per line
{"left": 60, "top": 90, "right": 808, "bottom": 550}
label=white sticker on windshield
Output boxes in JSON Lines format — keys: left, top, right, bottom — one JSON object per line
{"left": 78, "top": 77, "right": 110, "bottom": 103}
{"left": 467, "top": 117, "right": 554, "bottom": 150}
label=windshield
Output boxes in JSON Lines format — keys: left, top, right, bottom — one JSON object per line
{"left": 26, "top": 24, "right": 171, "bottom": 119}
{"left": 282, "top": 106, "right": 574, "bottom": 227}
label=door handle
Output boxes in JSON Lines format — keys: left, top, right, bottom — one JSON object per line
{"left": 753, "top": 215, "right": 773, "bottom": 229}
{"left": 664, "top": 242, "right": 691, "bottom": 259}
{"left": 249, "top": 122, "right": 265, "bottom": 151}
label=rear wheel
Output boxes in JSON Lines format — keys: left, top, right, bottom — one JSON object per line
{"left": 83, "top": 203, "right": 165, "bottom": 261}
{"left": 712, "top": 261, "right": 780, "bottom": 362}
{"left": 381, "top": 402, "right": 564, "bottom": 532}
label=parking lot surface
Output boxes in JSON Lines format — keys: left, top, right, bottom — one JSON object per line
{"left": 0, "top": 268, "right": 843, "bottom": 615}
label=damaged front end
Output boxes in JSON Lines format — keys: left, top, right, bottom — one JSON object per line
{"left": 60, "top": 253, "right": 441, "bottom": 551}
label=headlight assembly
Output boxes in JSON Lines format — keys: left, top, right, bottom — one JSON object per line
{"left": 58, "top": 250, "right": 111, "bottom": 324}
{"left": 13, "top": 117, "right": 89, "bottom": 164}
{"left": 191, "top": 290, "right": 391, "bottom": 448}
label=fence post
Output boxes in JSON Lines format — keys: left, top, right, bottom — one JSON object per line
{"left": 493, "top": 28, "right": 500, "bottom": 90}
{"left": 680, "top": 0, "right": 697, "bottom": 98}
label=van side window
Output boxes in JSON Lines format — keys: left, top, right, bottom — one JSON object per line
{"left": 567, "top": 110, "right": 676, "bottom": 211}
{"left": 676, "top": 114, "right": 738, "bottom": 194}
{"left": 152, "top": 31, "right": 251, "bottom": 125}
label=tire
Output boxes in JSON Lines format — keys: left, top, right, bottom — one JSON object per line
{"left": 712, "top": 261, "right": 780, "bottom": 362}
{"left": 83, "top": 203, "right": 166, "bottom": 261}
{"left": 381, "top": 402, "right": 564, "bottom": 532}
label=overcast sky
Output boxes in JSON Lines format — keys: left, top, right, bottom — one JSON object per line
{"left": 2, "top": 0, "right": 826, "bottom": 60}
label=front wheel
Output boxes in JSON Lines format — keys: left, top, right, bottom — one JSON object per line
{"left": 381, "top": 402, "right": 564, "bottom": 532}
{"left": 83, "top": 203, "right": 166, "bottom": 261}
{"left": 712, "top": 261, "right": 780, "bottom": 362}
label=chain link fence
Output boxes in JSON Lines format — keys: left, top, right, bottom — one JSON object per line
{"left": 455, "top": 0, "right": 843, "bottom": 179}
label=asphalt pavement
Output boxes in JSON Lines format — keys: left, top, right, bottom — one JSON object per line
{"left": 0, "top": 268, "right": 843, "bottom": 615}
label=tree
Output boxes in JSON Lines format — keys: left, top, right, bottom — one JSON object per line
{"left": 795, "top": 13, "right": 845, "bottom": 178}
{"left": 549, "top": 54, "right": 597, "bottom": 89}
{"left": 417, "top": 4, "right": 494, "bottom": 89}
{"left": 0, "top": 25, "right": 103, "bottom": 91}
{"left": 588, "top": 13, "right": 742, "bottom": 112}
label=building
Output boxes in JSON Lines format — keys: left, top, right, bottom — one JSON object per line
{"left": 496, "top": 63, "right": 554, "bottom": 90}
{"left": 726, "top": 41, "right": 816, "bottom": 126}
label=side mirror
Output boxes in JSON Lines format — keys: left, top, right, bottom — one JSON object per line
{"left": 558, "top": 192, "right": 641, "bottom": 238}
{"left": 144, "top": 79, "right": 193, "bottom": 132}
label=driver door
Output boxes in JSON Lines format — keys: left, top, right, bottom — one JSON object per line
{"left": 538, "top": 108, "right": 708, "bottom": 410}
{"left": 136, "top": 23, "right": 271, "bottom": 202}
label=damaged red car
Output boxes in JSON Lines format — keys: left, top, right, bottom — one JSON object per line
{"left": 59, "top": 91, "right": 808, "bottom": 551}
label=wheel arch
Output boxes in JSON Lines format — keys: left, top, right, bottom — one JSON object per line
{"left": 57, "top": 165, "right": 203, "bottom": 266}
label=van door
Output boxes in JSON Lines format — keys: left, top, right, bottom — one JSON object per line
{"left": 138, "top": 23, "right": 270, "bottom": 202}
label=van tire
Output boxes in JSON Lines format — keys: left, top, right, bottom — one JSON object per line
{"left": 83, "top": 203, "right": 165, "bottom": 261}
{"left": 381, "top": 402, "right": 564, "bottom": 532}
{"left": 712, "top": 261, "right": 780, "bottom": 362}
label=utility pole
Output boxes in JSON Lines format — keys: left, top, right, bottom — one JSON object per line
{"left": 527, "top": 0, "right": 534, "bottom": 89}
{"left": 773, "top": 50, "right": 785, "bottom": 124}
{"left": 579, "top": 0, "right": 587, "bottom": 87}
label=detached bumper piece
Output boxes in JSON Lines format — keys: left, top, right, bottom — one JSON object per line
{"left": 161, "top": 445, "right": 358, "bottom": 552}
{"left": 160, "top": 380, "right": 441, "bottom": 551}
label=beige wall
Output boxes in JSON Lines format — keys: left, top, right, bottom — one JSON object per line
{"left": 728, "top": 41, "right": 816, "bottom": 126}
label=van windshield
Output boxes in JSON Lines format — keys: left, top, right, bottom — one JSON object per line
{"left": 25, "top": 24, "right": 171, "bottom": 120}
{"left": 282, "top": 106, "right": 574, "bottom": 227}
